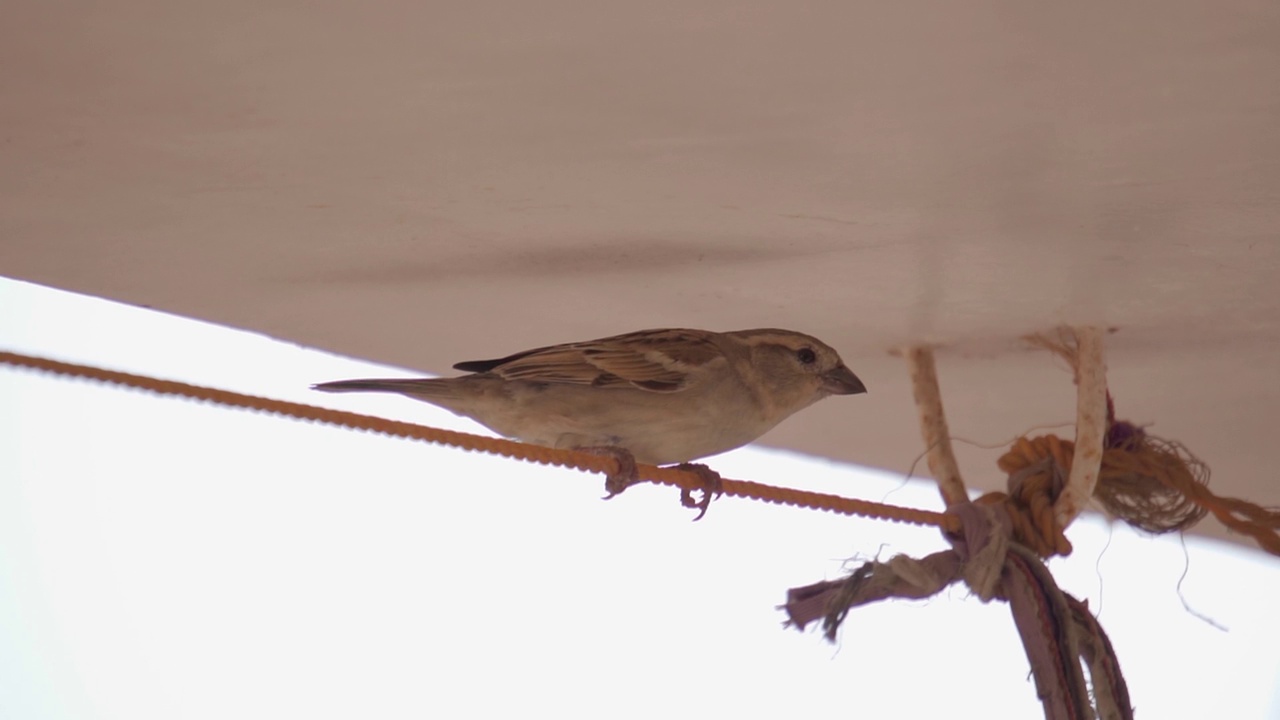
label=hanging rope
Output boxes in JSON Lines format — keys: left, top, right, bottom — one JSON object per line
{"left": 0, "top": 350, "right": 957, "bottom": 531}
{"left": 793, "top": 332, "right": 1133, "bottom": 720}
{"left": 784, "top": 501, "right": 1132, "bottom": 720}
{"left": 792, "top": 327, "right": 1273, "bottom": 720}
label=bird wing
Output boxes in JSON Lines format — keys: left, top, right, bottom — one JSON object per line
{"left": 452, "top": 329, "right": 725, "bottom": 392}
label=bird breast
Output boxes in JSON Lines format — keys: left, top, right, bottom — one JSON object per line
{"left": 460, "top": 375, "right": 777, "bottom": 466}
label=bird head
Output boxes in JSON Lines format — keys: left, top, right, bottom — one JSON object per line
{"left": 726, "top": 329, "right": 866, "bottom": 415}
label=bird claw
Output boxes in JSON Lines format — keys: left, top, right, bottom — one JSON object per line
{"left": 576, "top": 446, "right": 641, "bottom": 499}
{"left": 577, "top": 448, "right": 721, "bottom": 520}
{"left": 675, "top": 463, "right": 723, "bottom": 521}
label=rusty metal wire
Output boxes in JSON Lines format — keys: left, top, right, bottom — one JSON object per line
{"left": 0, "top": 350, "right": 958, "bottom": 531}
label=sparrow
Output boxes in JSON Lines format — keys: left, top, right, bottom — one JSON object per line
{"left": 313, "top": 328, "right": 866, "bottom": 518}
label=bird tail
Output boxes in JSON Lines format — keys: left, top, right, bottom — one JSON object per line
{"left": 311, "top": 377, "right": 459, "bottom": 399}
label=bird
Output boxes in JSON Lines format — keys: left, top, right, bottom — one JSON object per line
{"left": 313, "top": 328, "right": 866, "bottom": 518}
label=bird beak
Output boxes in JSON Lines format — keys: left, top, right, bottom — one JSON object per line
{"left": 822, "top": 364, "right": 867, "bottom": 395}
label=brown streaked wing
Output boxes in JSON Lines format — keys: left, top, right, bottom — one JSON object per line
{"left": 461, "top": 329, "right": 724, "bottom": 392}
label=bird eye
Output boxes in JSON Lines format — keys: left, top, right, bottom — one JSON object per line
{"left": 797, "top": 347, "right": 817, "bottom": 365}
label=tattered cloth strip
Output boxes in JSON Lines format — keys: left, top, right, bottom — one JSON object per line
{"left": 783, "top": 503, "right": 1133, "bottom": 720}
{"left": 1067, "top": 595, "right": 1133, "bottom": 720}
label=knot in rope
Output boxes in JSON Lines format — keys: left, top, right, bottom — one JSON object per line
{"left": 986, "top": 428, "right": 1280, "bottom": 559}
{"left": 980, "top": 435, "right": 1075, "bottom": 557}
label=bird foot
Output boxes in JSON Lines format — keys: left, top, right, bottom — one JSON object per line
{"left": 576, "top": 448, "right": 722, "bottom": 520}
{"left": 576, "top": 446, "right": 641, "bottom": 499}
{"left": 674, "top": 463, "right": 723, "bottom": 521}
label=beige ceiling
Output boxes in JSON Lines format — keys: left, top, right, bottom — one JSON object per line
{"left": 3, "top": 1, "right": 1278, "bottom": 544}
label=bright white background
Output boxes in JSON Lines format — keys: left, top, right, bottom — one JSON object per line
{"left": 2, "top": 277, "right": 1278, "bottom": 719}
